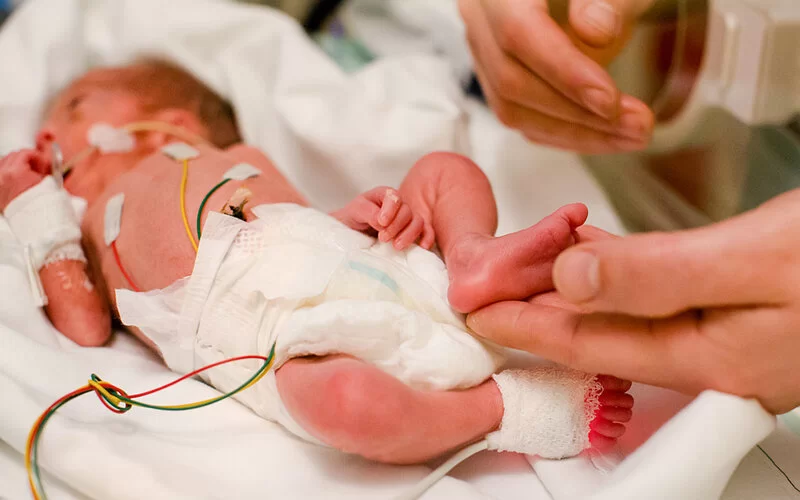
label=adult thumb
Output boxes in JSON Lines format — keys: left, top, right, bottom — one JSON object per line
{"left": 568, "top": 0, "right": 654, "bottom": 49}
{"left": 551, "top": 211, "right": 786, "bottom": 317}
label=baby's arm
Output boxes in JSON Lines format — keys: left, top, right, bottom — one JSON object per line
{"left": 331, "top": 187, "right": 435, "bottom": 250}
{"left": 0, "top": 150, "right": 110, "bottom": 346}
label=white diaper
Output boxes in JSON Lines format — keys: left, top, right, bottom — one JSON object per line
{"left": 117, "top": 203, "right": 505, "bottom": 445}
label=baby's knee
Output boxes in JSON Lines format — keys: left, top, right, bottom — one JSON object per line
{"left": 411, "top": 151, "right": 485, "bottom": 180}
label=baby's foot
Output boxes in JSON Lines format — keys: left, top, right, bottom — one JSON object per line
{"left": 446, "top": 203, "right": 588, "bottom": 313}
{"left": 588, "top": 375, "right": 634, "bottom": 451}
{"left": 486, "top": 368, "right": 634, "bottom": 459}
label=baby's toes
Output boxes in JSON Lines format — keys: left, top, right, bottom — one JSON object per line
{"left": 590, "top": 416, "right": 626, "bottom": 439}
{"left": 596, "top": 375, "right": 632, "bottom": 392}
{"left": 597, "top": 405, "right": 632, "bottom": 423}
{"left": 589, "top": 430, "right": 617, "bottom": 450}
{"left": 599, "top": 390, "right": 634, "bottom": 409}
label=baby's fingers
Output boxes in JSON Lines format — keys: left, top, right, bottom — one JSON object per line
{"left": 379, "top": 204, "right": 412, "bottom": 243}
{"left": 378, "top": 189, "right": 402, "bottom": 228}
{"left": 419, "top": 221, "right": 436, "bottom": 250}
{"left": 393, "top": 216, "right": 425, "bottom": 250}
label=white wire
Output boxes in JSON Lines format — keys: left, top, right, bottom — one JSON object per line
{"left": 393, "top": 439, "right": 490, "bottom": 500}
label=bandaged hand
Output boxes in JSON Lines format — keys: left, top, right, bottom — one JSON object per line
{"left": 332, "top": 187, "right": 435, "bottom": 250}
{"left": 0, "top": 149, "right": 50, "bottom": 211}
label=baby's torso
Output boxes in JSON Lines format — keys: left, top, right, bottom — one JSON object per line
{"left": 82, "top": 143, "right": 307, "bottom": 306}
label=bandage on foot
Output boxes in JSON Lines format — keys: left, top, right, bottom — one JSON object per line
{"left": 446, "top": 204, "right": 588, "bottom": 313}
{"left": 486, "top": 367, "right": 633, "bottom": 459}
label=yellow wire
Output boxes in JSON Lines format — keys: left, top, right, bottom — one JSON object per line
{"left": 180, "top": 159, "right": 199, "bottom": 253}
{"left": 86, "top": 358, "right": 271, "bottom": 411}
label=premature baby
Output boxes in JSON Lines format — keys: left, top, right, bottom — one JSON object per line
{"left": 0, "top": 60, "right": 632, "bottom": 464}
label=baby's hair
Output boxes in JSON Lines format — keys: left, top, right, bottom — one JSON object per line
{"left": 107, "top": 58, "right": 242, "bottom": 148}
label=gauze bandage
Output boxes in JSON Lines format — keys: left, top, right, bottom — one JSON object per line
{"left": 3, "top": 176, "right": 85, "bottom": 271}
{"left": 87, "top": 123, "right": 135, "bottom": 153}
{"left": 486, "top": 366, "right": 603, "bottom": 459}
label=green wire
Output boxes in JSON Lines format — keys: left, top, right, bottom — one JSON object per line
{"left": 92, "top": 344, "right": 274, "bottom": 412}
{"left": 32, "top": 344, "right": 275, "bottom": 499}
{"left": 196, "top": 179, "right": 230, "bottom": 240}
{"left": 32, "top": 390, "right": 89, "bottom": 497}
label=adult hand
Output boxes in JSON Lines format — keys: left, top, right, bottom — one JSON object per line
{"left": 458, "top": 0, "right": 656, "bottom": 153}
{"left": 467, "top": 190, "right": 800, "bottom": 414}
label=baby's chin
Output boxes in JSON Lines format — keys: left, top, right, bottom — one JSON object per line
{"left": 64, "top": 175, "right": 103, "bottom": 205}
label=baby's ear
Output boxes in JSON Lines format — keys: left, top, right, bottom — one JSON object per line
{"left": 141, "top": 108, "right": 208, "bottom": 148}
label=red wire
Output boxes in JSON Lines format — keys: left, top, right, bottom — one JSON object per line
{"left": 129, "top": 355, "right": 269, "bottom": 398}
{"left": 111, "top": 240, "right": 141, "bottom": 292}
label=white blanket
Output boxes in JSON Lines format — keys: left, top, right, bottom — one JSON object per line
{"left": 0, "top": 0, "right": 789, "bottom": 499}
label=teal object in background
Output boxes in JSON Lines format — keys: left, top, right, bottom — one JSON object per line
{"left": 312, "top": 20, "right": 374, "bottom": 73}
{"left": 781, "top": 409, "right": 800, "bottom": 438}
{"left": 0, "top": 0, "right": 12, "bottom": 27}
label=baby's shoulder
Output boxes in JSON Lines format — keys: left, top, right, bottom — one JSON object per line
{"left": 223, "top": 143, "right": 276, "bottom": 172}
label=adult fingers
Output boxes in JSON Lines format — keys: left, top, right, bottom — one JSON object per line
{"left": 466, "top": 300, "right": 704, "bottom": 391}
{"left": 552, "top": 209, "right": 793, "bottom": 317}
{"left": 465, "top": 6, "right": 647, "bottom": 139}
{"left": 475, "top": 65, "right": 647, "bottom": 153}
{"left": 474, "top": 0, "right": 620, "bottom": 118}
{"left": 568, "top": 0, "right": 655, "bottom": 48}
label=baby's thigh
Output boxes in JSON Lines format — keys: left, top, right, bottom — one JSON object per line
{"left": 274, "top": 355, "right": 412, "bottom": 438}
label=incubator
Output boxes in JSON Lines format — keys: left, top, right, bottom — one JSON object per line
{"left": 585, "top": 0, "right": 800, "bottom": 232}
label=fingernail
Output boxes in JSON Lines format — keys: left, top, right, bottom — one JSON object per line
{"left": 582, "top": 88, "right": 616, "bottom": 119}
{"left": 583, "top": 1, "right": 620, "bottom": 38}
{"left": 557, "top": 250, "right": 600, "bottom": 302}
{"left": 466, "top": 313, "right": 481, "bottom": 333}
{"left": 618, "top": 112, "right": 651, "bottom": 140}
{"left": 612, "top": 135, "right": 648, "bottom": 151}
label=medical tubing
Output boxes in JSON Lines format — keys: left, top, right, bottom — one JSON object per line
{"left": 26, "top": 349, "right": 276, "bottom": 500}
{"left": 123, "top": 121, "right": 210, "bottom": 146}
{"left": 179, "top": 158, "right": 199, "bottom": 252}
{"left": 61, "top": 121, "right": 207, "bottom": 175}
{"left": 394, "top": 439, "right": 490, "bottom": 500}
{"left": 196, "top": 178, "right": 230, "bottom": 239}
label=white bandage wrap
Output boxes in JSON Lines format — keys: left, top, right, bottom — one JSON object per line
{"left": 3, "top": 176, "right": 85, "bottom": 271}
{"left": 486, "top": 367, "right": 603, "bottom": 459}
{"left": 88, "top": 122, "right": 135, "bottom": 153}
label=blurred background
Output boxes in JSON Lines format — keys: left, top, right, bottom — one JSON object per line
{"left": 3, "top": 0, "right": 799, "bottom": 234}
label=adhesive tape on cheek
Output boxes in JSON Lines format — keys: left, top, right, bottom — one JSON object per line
{"left": 87, "top": 122, "right": 135, "bottom": 153}
{"left": 3, "top": 176, "right": 84, "bottom": 271}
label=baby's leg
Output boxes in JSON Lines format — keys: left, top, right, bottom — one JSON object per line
{"left": 399, "top": 153, "right": 588, "bottom": 313}
{"left": 275, "top": 355, "right": 632, "bottom": 464}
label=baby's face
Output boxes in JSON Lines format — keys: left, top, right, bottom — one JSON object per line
{"left": 37, "top": 68, "right": 151, "bottom": 203}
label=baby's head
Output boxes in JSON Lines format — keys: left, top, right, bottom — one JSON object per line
{"left": 37, "top": 59, "right": 241, "bottom": 202}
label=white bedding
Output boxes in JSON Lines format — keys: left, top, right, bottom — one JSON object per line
{"left": 0, "top": 0, "right": 792, "bottom": 499}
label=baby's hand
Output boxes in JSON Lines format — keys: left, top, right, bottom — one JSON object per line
{"left": 332, "top": 187, "right": 434, "bottom": 250}
{"left": 0, "top": 149, "right": 50, "bottom": 211}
